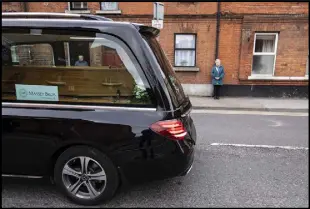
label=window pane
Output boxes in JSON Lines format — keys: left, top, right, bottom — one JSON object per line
{"left": 175, "top": 35, "right": 195, "bottom": 49}
{"left": 10, "top": 46, "right": 19, "bottom": 62}
{"left": 71, "top": 2, "right": 87, "bottom": 9}
{"left": 154, "top": 3, "right": 164, "bottom": 20}
{"left": 2, "top": 32, "right": 152, "bottom": 106}
{"left": 8, "top": 44, "right": 54, "bottom": 66}
{"left": 101, "top": 2, "right": 118, "bottom": 11}
{"left": 252, "top": 55, "right": 275, "bottom": 75}
{"left": 72, "top": 2, "right": 81, "bottom": 8}
{"left": 255, "top": 34, "right": 276, "bottom": 53}
{"left": 175, "top": 50, "right": 195, "bottom": 66}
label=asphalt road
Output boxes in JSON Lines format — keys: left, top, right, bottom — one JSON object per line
{"left": 2, "top": 112, "right": 309, "bottom": 208}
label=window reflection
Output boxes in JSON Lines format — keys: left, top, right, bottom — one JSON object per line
{"left": 2, "top": 32, "right": 152, "bottom": 106}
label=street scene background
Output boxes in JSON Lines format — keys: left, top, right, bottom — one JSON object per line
{"left": 2, "top": 1, "right": 309, "bottom": 208}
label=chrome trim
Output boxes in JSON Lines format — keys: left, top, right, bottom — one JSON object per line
{"left": 2, "top": 102, "right": 157, "bottom": 112}
{"left": 2, "top": 174, "right": 43, "bottom": 179}
{"left": 2, "top": 12, "right": 81, "bottom": 17}
{"left": 184, "top": 165, "right": 193, "bottom": 176}
{"left": 181, "top": 107, "right": 192, "bottom": 117}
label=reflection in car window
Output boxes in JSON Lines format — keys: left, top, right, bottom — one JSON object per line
{"left": 142, "top": 35, "right": 186, "bottom": 107}
{"left": 2, "top": 30, "right": 152, "bottom": 107}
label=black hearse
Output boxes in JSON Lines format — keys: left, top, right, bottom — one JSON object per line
{"left": 2, "top": 12, "right": 196, "bottom": 205}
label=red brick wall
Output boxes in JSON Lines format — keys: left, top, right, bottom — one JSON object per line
{"left": 218, "top": 19, "right": 243, "bottom": 85}
{"left": 164, "top": 2, "right": 217, "bottom": 15}
{"left": 2, "top": 2, "right": 24, "bottom": 12}
{"left": 161, "top": 19, "right": 217, "bottom": 84}
{"left": 221, "top": 2, "right": 309, "bottom": 15}
{"left": 110, "top": 16, "right": 217, "bottom": 84}
{"left": 18, "top": 2, "right": 217, "bottom": 15}
{"left": 239, "top": 16, "right": 309, "bottom": 85}
{"left": 27, "top": 2, "right": 68, "bottom": 12}
{"left": 7, "top": 2, "right": 308, "bottom": 15}
{"left": 119, "top": 2, "right": 153, "bottom": 15}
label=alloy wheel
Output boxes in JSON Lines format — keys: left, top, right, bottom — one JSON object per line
{"left": 62, "top": 156, "right": 107, "bottom": 199}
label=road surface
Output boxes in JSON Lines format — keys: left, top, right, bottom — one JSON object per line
{"left": 2, "top": 110, "right": 309, "bottom": 207}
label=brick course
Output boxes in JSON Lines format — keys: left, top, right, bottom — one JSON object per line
{"left": 2, "top": 2, "right": 23, "bottom": 12}
{"left": 221, "top": 2, "right": 308, "bottom": 15}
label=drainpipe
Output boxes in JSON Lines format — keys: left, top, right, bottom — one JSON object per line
{"left": 23, "top": 2, "right": 28, "bottom": 12}
{"left": 215, "top": 1, "right": 221, "bottom": 59}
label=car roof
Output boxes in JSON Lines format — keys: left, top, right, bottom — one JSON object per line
{"left": 2, "top": 12, "right": 114, "bottom": 21}
{"left": 2, "top": 12, "right": 160, "bottom": 37}
{"left": 2, "top": 12, "right": 160, "bottom": 79}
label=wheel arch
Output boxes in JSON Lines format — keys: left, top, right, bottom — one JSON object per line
{"left": 48, "top": 142, "right": 119, "bottom": 180}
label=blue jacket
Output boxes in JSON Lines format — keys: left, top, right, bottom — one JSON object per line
{"left": 211, "top": 65, "right": 225, "bottom": 85}
{"left": 75, "top": 60, "right": 89, "bottom": 66}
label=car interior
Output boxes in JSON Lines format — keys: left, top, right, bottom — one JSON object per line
{"left": 2, "top": 32, "right": 151, "bottom": 105}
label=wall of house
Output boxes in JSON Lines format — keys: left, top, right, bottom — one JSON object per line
{"left": 221, "top": 2, "right": 308, "bottom": 15}
{"left": 2, "top": 2, "right": 24, "bottom": 12}
{"left": 239, "top": 15, "right": 309, "bottom": 84}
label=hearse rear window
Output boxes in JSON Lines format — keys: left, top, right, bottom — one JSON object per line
{"left": 142, "top": 35, "right": 187, "bottom": 107}
{"left": 2, "top": 29, "right": 153, "bottom": 107}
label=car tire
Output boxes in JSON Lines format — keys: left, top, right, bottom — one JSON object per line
{"left": 54, "top": 145, "right": 119, "bottom": 205}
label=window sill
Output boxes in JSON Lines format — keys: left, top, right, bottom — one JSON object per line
{"left": 248, "top": 75, "right": 309, "bottom": 81}
{"left": 174, "top": 67, "right": 199, "bottom": 72}
{"left": 65, "top": 10, "right": 91, "bottom": 14}
{"left": 95, "top": 10, "right": 122, "bottom": 14}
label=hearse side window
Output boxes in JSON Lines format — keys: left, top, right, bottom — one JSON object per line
{"left": 2, "top": 29, "right": 153, "bottom": 107}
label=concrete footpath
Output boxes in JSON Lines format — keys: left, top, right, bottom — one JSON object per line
{"left": 190, "top": 96, "right": 309, "bottom": 113}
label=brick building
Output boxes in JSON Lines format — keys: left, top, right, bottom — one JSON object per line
{"left": 2, "top": 2, "right": 309, "bottom": 97}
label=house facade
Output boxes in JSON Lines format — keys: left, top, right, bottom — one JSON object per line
{"left": 2, "top": 2, "right": 309, "bottom": 97}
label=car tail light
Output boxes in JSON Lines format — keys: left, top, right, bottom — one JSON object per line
{"left": 150, "top": 119, "right": 187, "bottom": 140}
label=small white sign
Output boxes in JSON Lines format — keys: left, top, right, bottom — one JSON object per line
{"left": 15, "top": 84, "right": 59, "bottom": 101}
{"left": 152, "top": 20, "right": 163, "bottom": 29}
{"left": 153, "top": 2, "right": 164, "bottom": 20}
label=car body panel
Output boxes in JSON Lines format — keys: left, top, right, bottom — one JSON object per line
{"left": 1, "top": 15, "right": 196, "bottom": 185}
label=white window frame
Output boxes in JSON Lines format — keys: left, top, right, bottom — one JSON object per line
{"left": 251, "top": 33, "right": 279, "bottom": 77}
{"left": 69, "top": 2, "right": 88, "bottom": 10}
{"left": 174, "top": 34, "right": 197, "bottom": 67}
{"left": 100, "top": 2, "right": 119, "bottom": 11}
{"left": 153, "top": 2, "right": 164, "bottom": 20}
{"left": 10, "top": 46, "right": 19, "bottom": 63}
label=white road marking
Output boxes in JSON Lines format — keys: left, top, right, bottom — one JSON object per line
{"left": 210, "top": 143, "right": 309, "bottom": 150}
{"left": 266, "top": 119, "right": 283, "bottom": 127}
{"left": 191, "top": 109, "right": 308, "bottom": 117}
